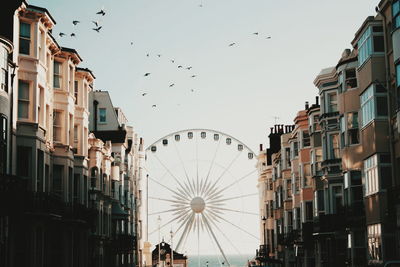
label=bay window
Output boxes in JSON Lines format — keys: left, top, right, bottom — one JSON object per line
{"left": 358, "top": 25, "right": 384, "bottom": 66}
{"left": 364, "top": 154, "right": 392, "bottom": 196}
{"left": 0, "top": 47, "right": 8, "bottom": 92}
{"left": 19, "top": 22, "right": 31, "bottom": 55}
{"left": 360, "top": 84, "right": 387, "bottom": 127}
{"left": 18, "top": 80, "right": 30, "bottom": 119}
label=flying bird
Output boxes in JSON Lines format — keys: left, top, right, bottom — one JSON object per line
{"left": 146, "top": 53, "right": 150, "bottom": 57}
{"left": 59, "top": 32, "right": 66, "bottom": 37}
{"left": 72, "top": 20, "right": 80, "bottom": 25}
{"left": 92, "top": 26, "right": 102, "bottom": 32}
{"left": 177, "top": 65, "right": 183, "bottom": 68}
{"left": 70, "top": 33, "right": 76, "bottom": 37}
{"left": 92, "top": 21, "right": 99, "bottom": 27}
{"left": 191, "top": 75, "right": 197, "bottom": 78}
{"left": 152, "top": 104, "right": 157, "bottom": 108}
{"left": 130, "top": 42, "right": 134, "bottom": 45}
{"left": 171, "top": 59, "right": 175, "bottom": 63}
{"left": 253, "top": 32, "right": 259, "bottom": 35}
{"left": 186, "top": 66, "right": 192, "bottom": 70}
{"left": 144, "top": 73, "right": 151, "bottom": 77}
{"left": 96, "top": 9, "right": 106, "bottom": 16}
{"left": 228, "top": 42, "right": 236, "bottom": 47}
{"left": 190, "top": 89, "right": 194, "bottom": 92}
{"left": 142, "top": 93, "right": 147, "bottom": 96}
{"left": 169, "top": 83, "right": 175, "bottom": 87}
{"left": 266, "top": 36, "right": 272, "bottom": 39}
{"left": 157, "top": 54, "right": 161, "bottom": 57}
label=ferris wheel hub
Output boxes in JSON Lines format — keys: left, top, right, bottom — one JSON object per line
{"left": 190, "top": 197, "right": 206, "bottom": 213}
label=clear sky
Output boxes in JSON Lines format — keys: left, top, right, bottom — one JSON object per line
{"left": 29, "top": 0, "right": 377, "bottom": 257}
{"left": 29, "top": 0, "right": 376, "bottom": 152}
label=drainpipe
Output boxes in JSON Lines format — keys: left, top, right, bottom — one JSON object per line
{"left": 93, "top": 100, "right": 98, "bottom": 132}
{"left": 9, "top": 62, "right": 17, "bottom": 174}
{"left": 376, "top": 6, "right": 397, "bottom": 187}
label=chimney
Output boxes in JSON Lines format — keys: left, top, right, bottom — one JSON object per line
{"left": 316, "top": 96, "right": 319, "bottom": 106}
{"left": 259, "top": 144, "right": 263, "bottom": 152}
{"left": 274, "top": 125, "right": 278, "bottom": 133}
{"left": 305, "top": 101, "right": 309, "bottom": 110}
{"left": 270, "top": 127, "right": 274, "bottom": 134}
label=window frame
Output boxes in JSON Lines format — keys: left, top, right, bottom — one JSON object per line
{"left": 18, "top": 80, "right": 30, "bottom": 119}
{"left": 99, "top": 108, "right": 107, "bottom": 123}
{"left": 360, "top": 84, "right": 388, "bottom": 128}
{"left": 53, "top": 110, "right": 63, "bottom": 143}
{"left": 53, "top": 61, "right": 62, "bottom": 89}
{"left": 19, "top": 21, "right": 31, "bottom": 55}
{"left": 358, "top": 24, "right": 385, "bottom": 66}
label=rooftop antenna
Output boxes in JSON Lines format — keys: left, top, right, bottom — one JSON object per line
{"left": 272, "top": 116, "right": 280, "bottom": 124}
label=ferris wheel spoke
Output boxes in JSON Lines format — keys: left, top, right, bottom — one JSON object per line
{"left": 175, "top": 212, "right": 195, "bottom": 252}
{"left": 148, "top": 212, "right": 191, "bottom": 236}
{"left": 205, "top": 151, "right": 242, "bottom": 197}
{"left": 209, "top": 206, "right": 259, "bottom": 216}
{"left": 215, "top": 214, "right": 259, "bottom": 240}
{"left": 149, "top": 196, "right": 188, "bottom": 205}
{"left": 202, "top": 213, "right": 231, "bottom": 267}
{"left": 149, "top": 176, "right": 190, "bottom": 201}
{"left": 207, "top": 193, "right": 259, "bottom": 204}
{"left": 173, "top": 141, "right": 196, "bottom": 197}
{"left": 200, "top": 138, "right": 222, "bottom": 196}
{"left": 154, "top": 154, "right": 191, "bottom": 198}
{"left": 207, "top": 169, "right": 258, "bottom": 201}
{"left": 203, "top": 212, "right": 242, "bottom": 256}
{"left": 149, "top": 206, "right": 188, "bottom": 216}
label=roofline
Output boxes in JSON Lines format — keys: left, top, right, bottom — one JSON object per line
{"left": 351, "top": 16, "right": 376, "bottom": 46}
{"left": 61, "top": 47, "right": 83, "bottom": 62}
{"left": 26, "top": 3, "right": 57, "bottom": 25}
{"left": 76, "top": 67, "right": 96, "bottom": 79}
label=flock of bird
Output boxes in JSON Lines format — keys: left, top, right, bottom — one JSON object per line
{"left": 58, "top": 8, "right": 106, "bottom": 38}
{"left": 56, "top": 4, "right": 272, "bottom": 110}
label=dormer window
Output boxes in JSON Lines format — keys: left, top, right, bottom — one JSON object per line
{"left": 19, "top": 22, "right": 31, "bottom": 55}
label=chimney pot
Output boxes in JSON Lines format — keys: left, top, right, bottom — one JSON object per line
{"left": 259, "top": 144, "right": 263, "bottom": 151}
{"left": 305, "top": 101, "right": 309, "bottom": 110}
{"left": 316, "top": 96, "right": 319, "bottom": 106}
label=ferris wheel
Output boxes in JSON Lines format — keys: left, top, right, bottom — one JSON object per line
{"left": 145, "top": 129, "right": 260, "bottom": 267}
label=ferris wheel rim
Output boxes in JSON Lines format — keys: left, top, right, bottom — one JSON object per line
{"left": 145, "top": 128, "right": 258, "bottom": 157}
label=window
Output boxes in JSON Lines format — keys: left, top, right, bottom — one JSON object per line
{"left": 364, "top": 154, "right": 392, "bottom": 196}
{"left": 91, "top": 167, "right": 98, "bottom": 188}
{"left": 348, "top": 112, "right": 359, "bottom": 145}
{"left": 99, "top": 108, "right": 106, "bottom": 123}
{"left": 19, "top": 22, "right": 31, "bottom": 55}
{"left": 331, "top": 185, "right": 343, "bottom": 213}
{"left": 17, "top": 146, "right": 31, "bottom": 178}
{"left": 18, "top": 80, "right": 30, "bottom": 119}
{"left": 328, "top": 133, "right": 340, "bottom": 159}
{"left": 0, "top": 47, "right": 8, "bottom": 92}
{"left": 361, "top": 84, "right": 387, "bottom": 127}
{"left": 367, "top": 224, "right": 382, "bottom": 261}
{"left": 327, "top": 92, "right": 338, "bottom": 113}
{"left": 53, "top": 61, "right": 62, "bottom": 88}
{"left": 291, "top": 141, "right": 299, "bottom": 159}
{"left": 302, "top": 130, "right": 310, "bottom": 147}
{"left": 74, "top": 81, "right": 78, "bottom": 104}
{"left": 345, "top": 68, "right": 357, "bottom": 89}
{"left": 53, "top": 110, "right": 62, "bottom": 142}
{"left": 394, "top": 1, "right": 400, "bottom": 29}
{"left": 0, "top": 115, "right": 7, "bottom": 175}
{"left": 396, "top": 64, "right": 400, "bottom": 88}
{"left": 53, "top": 165, "right": 63, "bottom": 197}
{"left": 358, "top": 25, "right": 384, "bottom": 66}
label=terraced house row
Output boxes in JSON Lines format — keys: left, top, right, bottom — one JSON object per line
{"left": 0, "top": 1, "right": 145, "bottom": 267}
{"left": 256, "top": 0, "right": 400, "bottom": 266}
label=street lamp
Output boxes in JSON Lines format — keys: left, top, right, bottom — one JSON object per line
{"left": 158, "top": 216, "right": 162, "bottom": 267}
{"left": 261, "top": 216, "right": 267, "bottom": 267}
{"left": 170, "top": 229, "right": 174, "bottom": 267}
